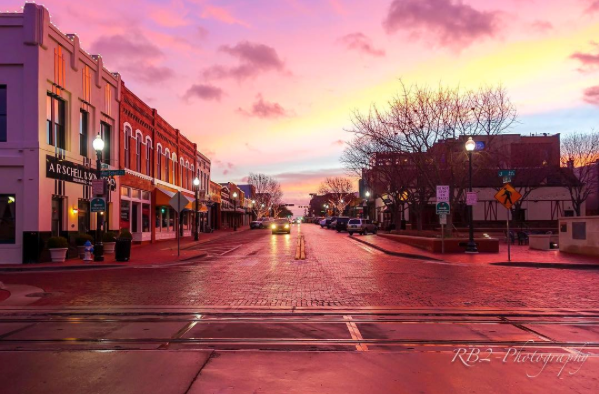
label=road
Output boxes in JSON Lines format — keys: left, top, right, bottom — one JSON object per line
{"left": 0, "top": 223, "right": 597, "bottom": 308}
{"left": 1, "top": 224, "right": 598, "bottom": 393}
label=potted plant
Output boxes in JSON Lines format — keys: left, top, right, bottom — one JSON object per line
{"left": 115, "top": 228, "right": 133, "bottom": 262}
{"left": 102, "top": 231, "right": 117, "bottom": 254}
{"left": 47, "top": 236, "right": 69, "bottom": 263}
{"left": 75, "top": 233, "right": 94, "bottom": 258}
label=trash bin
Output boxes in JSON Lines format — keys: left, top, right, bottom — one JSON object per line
{"left": 115, "top": 238, "right": 132, "bottom": 262}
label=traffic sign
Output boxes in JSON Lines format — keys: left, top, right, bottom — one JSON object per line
{"left": 439, "top": 214, "right": 447, "bottom": 225}
{"left": 101, "top": 169, "right": 125, "bottom": 177}
{"left": 494, "top": 183, "right": 522, "bottom": 210}
{"left": 466, "top": 192, "right": 478, "bottom": 206}
{"left": 498, "top": 170, "right": 516, "bottom": 177}
{"left": 169, "top": 192, "right": 192, "bottom": 213}
{"left": 436, "top": 185, "right": 450, "bottom": 202}
{"left": 90, "top": 197, "right": 106, "bottom": 213}
{"left": 436, "top": 202, "right": 450, "bottom": 215}
{"left": 92, "top": 179, "right": 106, "bottom": 196}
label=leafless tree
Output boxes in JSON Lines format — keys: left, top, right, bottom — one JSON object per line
{"left": 344, "top": 81, "right": 517, "bottom": 233}
{"left": 318, "top": 177, "right": 354, "bottom": 215}
{"left": 247, "top": 173, "right": 283, "bottom": 218}
{"left": 560, "top": 131, "right": 599, "bottom": 216}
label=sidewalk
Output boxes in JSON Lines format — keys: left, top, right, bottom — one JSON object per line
{"left": 0, "top": 227, "right": 250, "bottom": 271}
{"left": 352, "top": 233, "right": 599, "bottom": 268}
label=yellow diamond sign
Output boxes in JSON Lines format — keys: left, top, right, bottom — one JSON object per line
{"left": 494, "top": 183, "right": 522, "bottom": 210}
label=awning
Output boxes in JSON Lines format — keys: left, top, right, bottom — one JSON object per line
{"left": 155, "top": 187, "right": 176, "bottom": 206}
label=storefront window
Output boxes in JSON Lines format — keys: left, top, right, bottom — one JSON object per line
{"left": 121, "top": 186, "right": 130, "bottom": 197}
{"left": 77, "top": 199, "right": 90, "bottom": 234}
{"left": 0, "top": 195, "right": 16, "bottom": 244}
{"left": 142, "top": 204, "right": 150, "bottom": 232}
{"left": 169, "top": 208, "right": 175, "bottom": 231}
{"left": 120, "top": 200, "right": 130, "bottom": 230}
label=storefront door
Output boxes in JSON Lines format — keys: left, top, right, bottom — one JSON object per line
{"left": 51, "top": 197, "right": 63, "bottom": 236}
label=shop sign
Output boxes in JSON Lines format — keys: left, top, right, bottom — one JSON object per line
{"left": 46, "top": 155, "right": 97, "bottom": 186}
{"left": 90, "top": 197, "right": 106, "bottom": 213}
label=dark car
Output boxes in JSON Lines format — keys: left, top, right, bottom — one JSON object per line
{"left": 325, "top": 217, "right": 337, "bottom": 229}
{"left": 334, "top": 217, "right": 350, "bottom": 232}
{"left": 271, "top": 218, "right": 291, "bottom": 234}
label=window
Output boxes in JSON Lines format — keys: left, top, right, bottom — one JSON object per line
{"left": 79, "top": 110, "right": 88, "bottom": 157}
{"left": 124, "top": 127, "right": 131, "bottom": 169}
{"left": 146, "top": 140, "right": 152, "bottom": 175}
{"left": 157, "top": 146, "right": 162, "bottom": 180}
{"left": 172, "top": 158, "right": 176, "bottom": 184}
{"left": 136, "top": 134, "right": 142, "bottom": 172}
{"left": 0, "top": 195, "right": 16, "bottom": 244}
{"left": 0, "top": 85, "right": 6, "bottom": 142}
{"left": 46, "top": 94, "right": 65, "bottom": 149}
{"left": 165, "top": 152, "right": 170, "bottom": 182}
{"left": 100, "top": 122, "right": 111, "bottom": 164}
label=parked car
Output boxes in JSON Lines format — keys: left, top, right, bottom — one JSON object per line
{"left": 347, "top": 218, "right": 377, "bottom": 235}
{"left": 334, "top": 217, "right": 351, "bottom": 232}
{"left": 271, "top": 218, "right": 291, "bottom": 234}
{"left": 326, "top": 217, "right": 337, "bottom": 229}
{"left": 251, "top": 217, "right": 273, "bottom": 229}
{"left": 319, "top": 218, "right": 329, "bottom": 228}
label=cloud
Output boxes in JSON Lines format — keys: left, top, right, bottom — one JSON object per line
{"left": 530, "top": 20, "right": 553, "bottom": 33}
{"left": 586, "top": 0, "right": 599, "bottom": 13}
{"left": 238, "top": 94, "right": 290, "bottom": 118}
{"left": 244, "top": 143, "right": 262, "bottom": 153}
{"left": 382, "top": 0, "right": 501, "bottom": 48}
{"left": 184, "top": 84, "right": 225, "bottom": 101}
{"left": 203, "top": 41, "right": 286, "bottom": 81}
{"left": 201, "top": 5, "right": 250, "bottom": 27}
{"left": 338, "top": 33, "right": 385, "bottom": 57}
{"left": 583, "top": 85, "right": 599, "bottom": 105}
{"left": 121, "top": 64, "right": 174, "bottom": 83}
{"left": 331, "top": 139, "right": 345, "bottom": 147}
{"left": 197, "top": 26, "right": 209, "bottom": 40}
{"left": 570, "top": 45, "right": 599, "bottom": 72}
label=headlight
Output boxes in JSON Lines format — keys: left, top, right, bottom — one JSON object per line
{"left": 284, "top": 224, "right": 289, "bottom": 229}
{"left": 271, "top": 224, "right": 276, "bottom": 229}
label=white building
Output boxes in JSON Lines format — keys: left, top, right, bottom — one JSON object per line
{"left": 0, "top": 4, "right": 120, "bottom": 263}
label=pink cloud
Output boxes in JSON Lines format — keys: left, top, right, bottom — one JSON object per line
{"left": 338, "top": 32, "right": 385, "bottom": 57}
{"left": 197, "top": 26, "right": 209, "bottom": 40}
{"left": 331, "top": 139, "right": 345, "bottom": 147}
{"left": 583, "top": 85, "right": 599, "bottom": 105}
{"left": 204, "top": 41, "right": 286, "bottom": 81}
{"left": 238, "top": 94, "right": 290, "bottom": 118}
{"left": 586, "top": 0, "right": 599, "bottom": 12}
{"left": 201, "top": 5, "right": 250, "bottom": 28}
{"left": 184, "top": 84, "right": 225, "bottom": 101}
{"left": 570, "top": 45, "right": 599, "bottom": 72}
{"left": 383, "top": 0, "right": 501, "bottom": 48}
{"left": 530, "top": 20, "right": 553, "bottom": 33}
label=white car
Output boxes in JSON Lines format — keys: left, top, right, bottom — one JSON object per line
{"left": 319, "top": 218, "right": 328, "bottom": 228}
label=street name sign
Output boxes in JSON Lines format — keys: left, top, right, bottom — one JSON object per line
{"left": 494, "top": 183, "right": 522, "bottom": 210}
{"left": 436, "top": 202, "right": 450, "bottom": 215}
{"left": 466, "top": 192, "right": 478, "bottom": 206}
{"left": 436, "top": 185, "right": 450, "bottom": 202}
{"left": 90, "top": 197, "right": 106, "bottom": 213}
{"left": 101, "top": 169, "right": 125, "bottom": 177}
{"left": 498, "top": 170, "right": 516, "bottom": 177}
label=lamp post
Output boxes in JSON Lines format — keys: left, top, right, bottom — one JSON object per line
{"left": 465, "top": 137, "right": 478, "bottom": 253}
{"left": 193, "top": 177, "right": 200, "bottom": 241}
{"left": 365, "top": 191, "right": 371, "bottom": 220}
{"left": 232, "top": 191, "right": 238, "bottom": 231}
{"left": 92, "top": 133, "right": 104, "bottom": 262}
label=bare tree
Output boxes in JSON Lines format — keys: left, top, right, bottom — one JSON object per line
{"left": 248, "top": 173, "right": 283, "bottom": 218}
{"left": 560, "top": 131, "right": 599, "bottom": 216}
{"left": 344, "top": 81, "right": 517, "bottom": 233}
{"left": 318, "top": 177, "right": 354, "bottom": 215}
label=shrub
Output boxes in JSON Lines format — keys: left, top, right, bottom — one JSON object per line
{"left": 118, "top": 228, "right": 133, "bottom": 240}
{"left": 102, "top": 231, "right": 117, "bottom": 243}
{"left": 47, "top": 236, "right": 68, "bottom": 249}
{"left": 75, "top": 233, "right": 94, "bottom": 246}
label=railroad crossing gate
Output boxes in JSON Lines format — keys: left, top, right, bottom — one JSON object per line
{"left": 494, "top": 183, "right": 522, "bottom": 210}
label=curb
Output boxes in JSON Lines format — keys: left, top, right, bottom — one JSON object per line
{"left": 349, "top": 236, "right": 444, "bottom": 262}
{"left": 0, "top": 252, "right": 209, "bottom": 273}
{"left": 491, "top": 262, "right": 599, "bottom": 270}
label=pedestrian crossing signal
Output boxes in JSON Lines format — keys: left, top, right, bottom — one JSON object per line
{"left": 494, "top": 183, "right": 522, "bottom": 210}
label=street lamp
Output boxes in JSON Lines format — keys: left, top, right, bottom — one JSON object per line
{"left": 92, "top": 133, "right": 104, "bottom": 262}
{"left": 465, "top": 137, "right": 478, "bottom": 253}
{"left": 193, "top": 177, "right": 200, "bottom": 241}
{"left": 365, "top": 191, "right": 371, "bottom": 220}
{"left": 232, "top": 191, "right": 238, "bottom": 231}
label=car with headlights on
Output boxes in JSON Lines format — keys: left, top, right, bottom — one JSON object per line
{"left": 271, "top": 218, "right": 291, "bottom": 234}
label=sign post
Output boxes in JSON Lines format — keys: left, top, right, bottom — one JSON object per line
{"left": 169, "top": 192, "right": 192, "bottom": 257}
{"left": 439, "top": 214, "right": 447, "bottom": 254}
{"left": 494, "top": 183, "right": 522, "bottom": 262}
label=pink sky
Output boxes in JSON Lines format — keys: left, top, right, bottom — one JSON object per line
{"left": 6, "top": 0, "right": 599, "bottom": 213}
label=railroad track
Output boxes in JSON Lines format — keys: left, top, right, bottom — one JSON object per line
{"left": 0, "top": 308, "right": 598, "bottom": 352}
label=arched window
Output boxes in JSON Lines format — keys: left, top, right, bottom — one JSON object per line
{"left": 165, "top": 149, "right": 170, "bottom": 183}
{"left": 146, "top": 137, "right": 152, "bottom": 175}
{"left": 157, "top": 145, "right": 162, "bottom": 181}
{"left": 136, "top": 133, "right": 142, "bottom": 172}
{"left": 124, "top": 125, "right": 131, "bottom": 169}
{"left": 180, "top": 158, "right": 185, "bottom": 188}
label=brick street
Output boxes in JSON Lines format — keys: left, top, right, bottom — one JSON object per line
{"left": 1, "top": 224, "right": 597, "bottom": 308}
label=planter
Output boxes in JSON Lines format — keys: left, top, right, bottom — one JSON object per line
{"left": 49, "top": 248, "right": 68, "bottom": 263}
{"left": 77, "top": 245, "right": 86, "bottom": 259}
{"left": 103, "top": 242, "right": 116, "bottom": 254}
